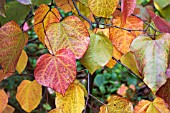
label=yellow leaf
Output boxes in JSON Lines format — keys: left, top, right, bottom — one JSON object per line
{"left": 55, "top": 81, "right": 85, "bottom": 113}
{"left": 16, "top": 80, "right": 42, "bottom": 112}
{"left": 2, "top": 105, "right": 15, "bottom": 113}
{"left": 0, "top": 90, "right": 8, "bottom": 113}
{"left": 99, "top": 95, "right": 133, "bottom": 113}
{"left": 88, "top": 0, "right": 119, "bottom": 18}
{"left": 134, "top": 97, "right": 170, "bottom": 113}
{"left": 16, "top": 50, "right": 28, "bottom": 74}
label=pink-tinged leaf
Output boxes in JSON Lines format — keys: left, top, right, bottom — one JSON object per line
{"left": 121, "top": 0, "right": 136, "bottom": 26}
{"left": 147, "top": 9, "right": 170, "bottom": 33}
{"left": 45, "top": 16, "right": 90, "bottom": 59}
{"left": 166, "top": 63, "right": 170, "bottom": 78}
{"left": 34, "top": 49, "right": 77, "bottom": 95}
{"left": 130, "top": 34, "right": 170, "bottom": 93}
{"left": 0, "top": 21, "right": 28, "bottom": 74}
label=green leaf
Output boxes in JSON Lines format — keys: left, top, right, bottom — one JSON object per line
{"left": 80, "top": 31, "right": 113, "bottom": 74}
{"left": 0, "top": 1, "right": 30, "bottom": 25}
{"left": 130, "top": 34, "right": 170, "bottom": 93}
{"left": 31, "top": 0, "right": 51, "bottom": 5}
{"left": 94, "top": 74, "right": 105, "bottom": 87}
{"left": 154, "top": 0, "right": 170, "bottom": 9}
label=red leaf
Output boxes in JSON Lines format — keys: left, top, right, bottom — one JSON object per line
{"left": 34, "top": 49, "right": 77, "bottom": 95}
{"left": 147, "top": 10, "right": 170, "bottom": 33}
{"left": 121, "top": 0, "right": 136, "bottom": 26}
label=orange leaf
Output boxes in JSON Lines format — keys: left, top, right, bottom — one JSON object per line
{"left": 16, "top": 80, "right": 42, "bottom": 112}
{"left": 134, "top": 97, "right": 170, "bottom": 113}
{"left": 110, "top": 16, "right": 143, "bottom": 54}
{"left": 0, "top": 90, "right": 8, "bottom": 113}
{"left": 45, "top": 16, "right": 90, "bottom": 59}
{"left": 117, "top": 84, "right": 128, "bottom": 97}
{"left": 99, "top": 95, "right": 133, "bottom": 113}
{"left": 34, "top": 4, "right": 60, "bottom": 45}
{"left": 55, "top": 0, "right": 74, "bottom": 13}
{"left": 2, "top": 105, "right": 15, "bottom": 113}
{"left": 34, "top": 49, "right": 77, "bottom": 95}
{"left": 0, "top": 21, "right": 28, "bottom": 73}
{"left": 121, "top": 0, "right": 136, "bottom": 26}
{"left": 0, "top": 70, "right": 12, "bottom": 82}
{"left": 48, "top": 108, "right": 62, "bottom": 113}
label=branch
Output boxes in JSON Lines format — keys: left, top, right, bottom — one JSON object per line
{"left": 84, "top": 72, "right": 90, "bottom": 113}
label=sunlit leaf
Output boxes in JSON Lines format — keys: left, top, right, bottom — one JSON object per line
{"left": 34, "top": 49, "right": 76, "bottom": 95}
{"left": 0, "top": 70, "right": 12, "bottom": 82}
{"left": 147, "top": 9, "right": 170, "bottom": 33}
{"left": 80, "top": 31, "right": 113, "bottom": 74}
{"left": 121, "top": 0, "right": 136, "bottom": 26}
{"left": 48, "top": 108, "right": 62, "bottom": 113}
{"left": 45, "top": 16, "right": 90, "bottom": 59}
{"left": 2, "top": 105, "right": 15, "bottom": 113}
{"left": 110, "top": 16, "right": 143, "bottom": 54}
{"left": 99, "top": 95, "right": 133, "bottom": 113}
{"left": 17, "top": 0, "right": 31, "bottom": 5}
{"left": 156, "top": 78, "right": 170, "bottom": 109}
{"left": 0, "top": 0, "right": 6, "bottom": 17}
{"left": 134, "top": 97, "right": 170, "bottom": 113}
{"left": 16, "top": 80, "right": 42, "bottom": 112}
{"left": 55, "top": 81, "right": 85, "bottom": 113}
{"left": 130, "top": 34, "right": 170, "bottom": 93}
{"left": 0, "top": 90, "right": 8, "bottom": 113}
{"left": 154, "top": 0, "right": 170, "bottom": 9}
{"left": 0, "top": 21, "right": 28, "bottom": 73}
{"left": 78, "top": 0, "right": 88, "bottom": 6}
{"left": 55, "top": 0, "right": 74, "bottom": 13}
{"left": 88, "top": 0, "right": 119, "bottom": 18}
{"left": 120, "top": 52, "right": 141, "bottom": 78}
{"left": 34, "top": 4, "right": 60, "bottom": 45}
{"left": 0, "top": 1, "right": 30, "bottom": 25}
{"left": 117, "top": 84, "right": 128, "bottom": 97}
{"left": 16, "top": 50, "right": 28, "bottom": 74}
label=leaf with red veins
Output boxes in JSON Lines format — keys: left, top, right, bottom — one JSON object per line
{"left": 121, "top": 0, "right": 136, "bottom": 26}
{"left": 34, "top": 49, "right": 77, "bottom": 95}
{"left": 147, "top": 9, "right": 170, "bottom": 33}
{"left": 0, "top": 21, "right": 28, "bottom": 74}
{"left": 45, "top": 16, "right": 90, "bottom": 59}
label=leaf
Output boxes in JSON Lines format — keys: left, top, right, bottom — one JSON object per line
{"left": 34, "top": 4, "right": 60, "bottom": 45}
{"left": 99, "top": 95, "right": 133, "bottom": 113}
{"left": 32, "top": 0, "right": 51, "bottom": 5}
{"left": 55, "top": 81, "right": 85, "bottom": 113}
{"left": 156, "top": 78, "right": 170, "bottom": 109}
{"left": 0, "top": 90, "right": 8, "bottom": 113}
{"left": 45, "top": 16, "right": 90, "bottom": 59}
{"left": 147, "top": 9, "right": 170, "bottom": 33}
{"left": 48, "top": 108, "right": 62, "bottom": 113}
{"left": 16, "top": 50, "right": 28, "bottom": 74}
{"left": 120, "top": 52, "right": 141, "bottom": 78}
{"left": 0, "top": 1, "right": 30, "bottom": 25}
{"left": 0, "top": 21, "right": 28, "bottom": 74}
{"left": 0, "top": 0, "right": 6, "bottom": 17}
{"left": 106, "top": 46, "right": 122, "bottom": 68}
{"left": 117, "top": 84, "right": 128, "bottom": 97}
{"left": 154, "top": 0, "right": 170, "bottom": 9}
{"left": 80, "top": 31, "right": 113, "bottom": 74}
{"left": 121, "top": 0, "right": 136, "bottom": 26}
{"left": 17, "top": 0, "right": 31, "bottom": 5}
{"left": 16, "top": 80, "right": 42, "bottom": 112}
{"left": 134, "top": 97, "right": 170, "bottom": 113}
{"left": 130, "top": 34, "right": 170, "bottom": 93}
{"left": 55, "top": 0, "right": 74, "bottom": 13}
{"left": 34, "top": 49, "right": 77, "bottom": 95}
{"left": 110, "top": 16, "right": 143, "bottom": 54}
{"left": 78, "top": 0, "right": 88, "bottom": 6}
{"left": 0, "top": 70, "right": 12, "bottom": 82}
{"left": 88, "top": 0, "right": 119, "bottom": 18}
{"left": 2, "top": 105, "right": 15, "bottom": 113}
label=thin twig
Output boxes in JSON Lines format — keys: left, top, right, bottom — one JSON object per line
{"left": 89, "top": 94, "right": 105, "bottom": 105}
{"left": 84, "top": 72, "right": 90, "bottom": 113}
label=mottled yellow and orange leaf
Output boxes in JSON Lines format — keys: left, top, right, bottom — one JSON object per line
{"left": 134, "top": 97, "right": 170, "bottom": 113}
{"left": 55, "top": 81, "right": 85, "bottom": 113}
{"left": 55, "top": 0, "right": 74, "bottom": 13}
{"left": 45, "top": 16, "right": 90, "bottom": 59}
{"left": 99, "top": 95, "right": 133, "bottom": 113}
{"left": 34, "top": 4, "right": 60, "bottom": 45}
{"left": 88, "top": 0, "right": 119, "bottom": 18}
{"left": 110, "top": 16, "right": 143, "bottom": 54}
{"left": 2, "top": 105, "right": 15, "bottom": 113}
{"left": 0, "top": 90, "right": 8, "bottom": 113}
{"left": 34, "top": 49, "right": 76, "bottom": 95}
{"left": 16, "top": 80, "right": 42, "bottom": 112}
{"left": 0, "top": 21, "right": 28, "bottom": 74}
{"left": 16, "top": 50, "right": 28, "bottom": 74}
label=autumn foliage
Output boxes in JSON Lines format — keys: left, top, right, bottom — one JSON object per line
{"left": 0, "top": 0, "right": 170, "bottom": 113}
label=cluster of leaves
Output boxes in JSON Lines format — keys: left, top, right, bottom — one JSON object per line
{"left": 0, "top": 0, "right": 170, "bottom": 113}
